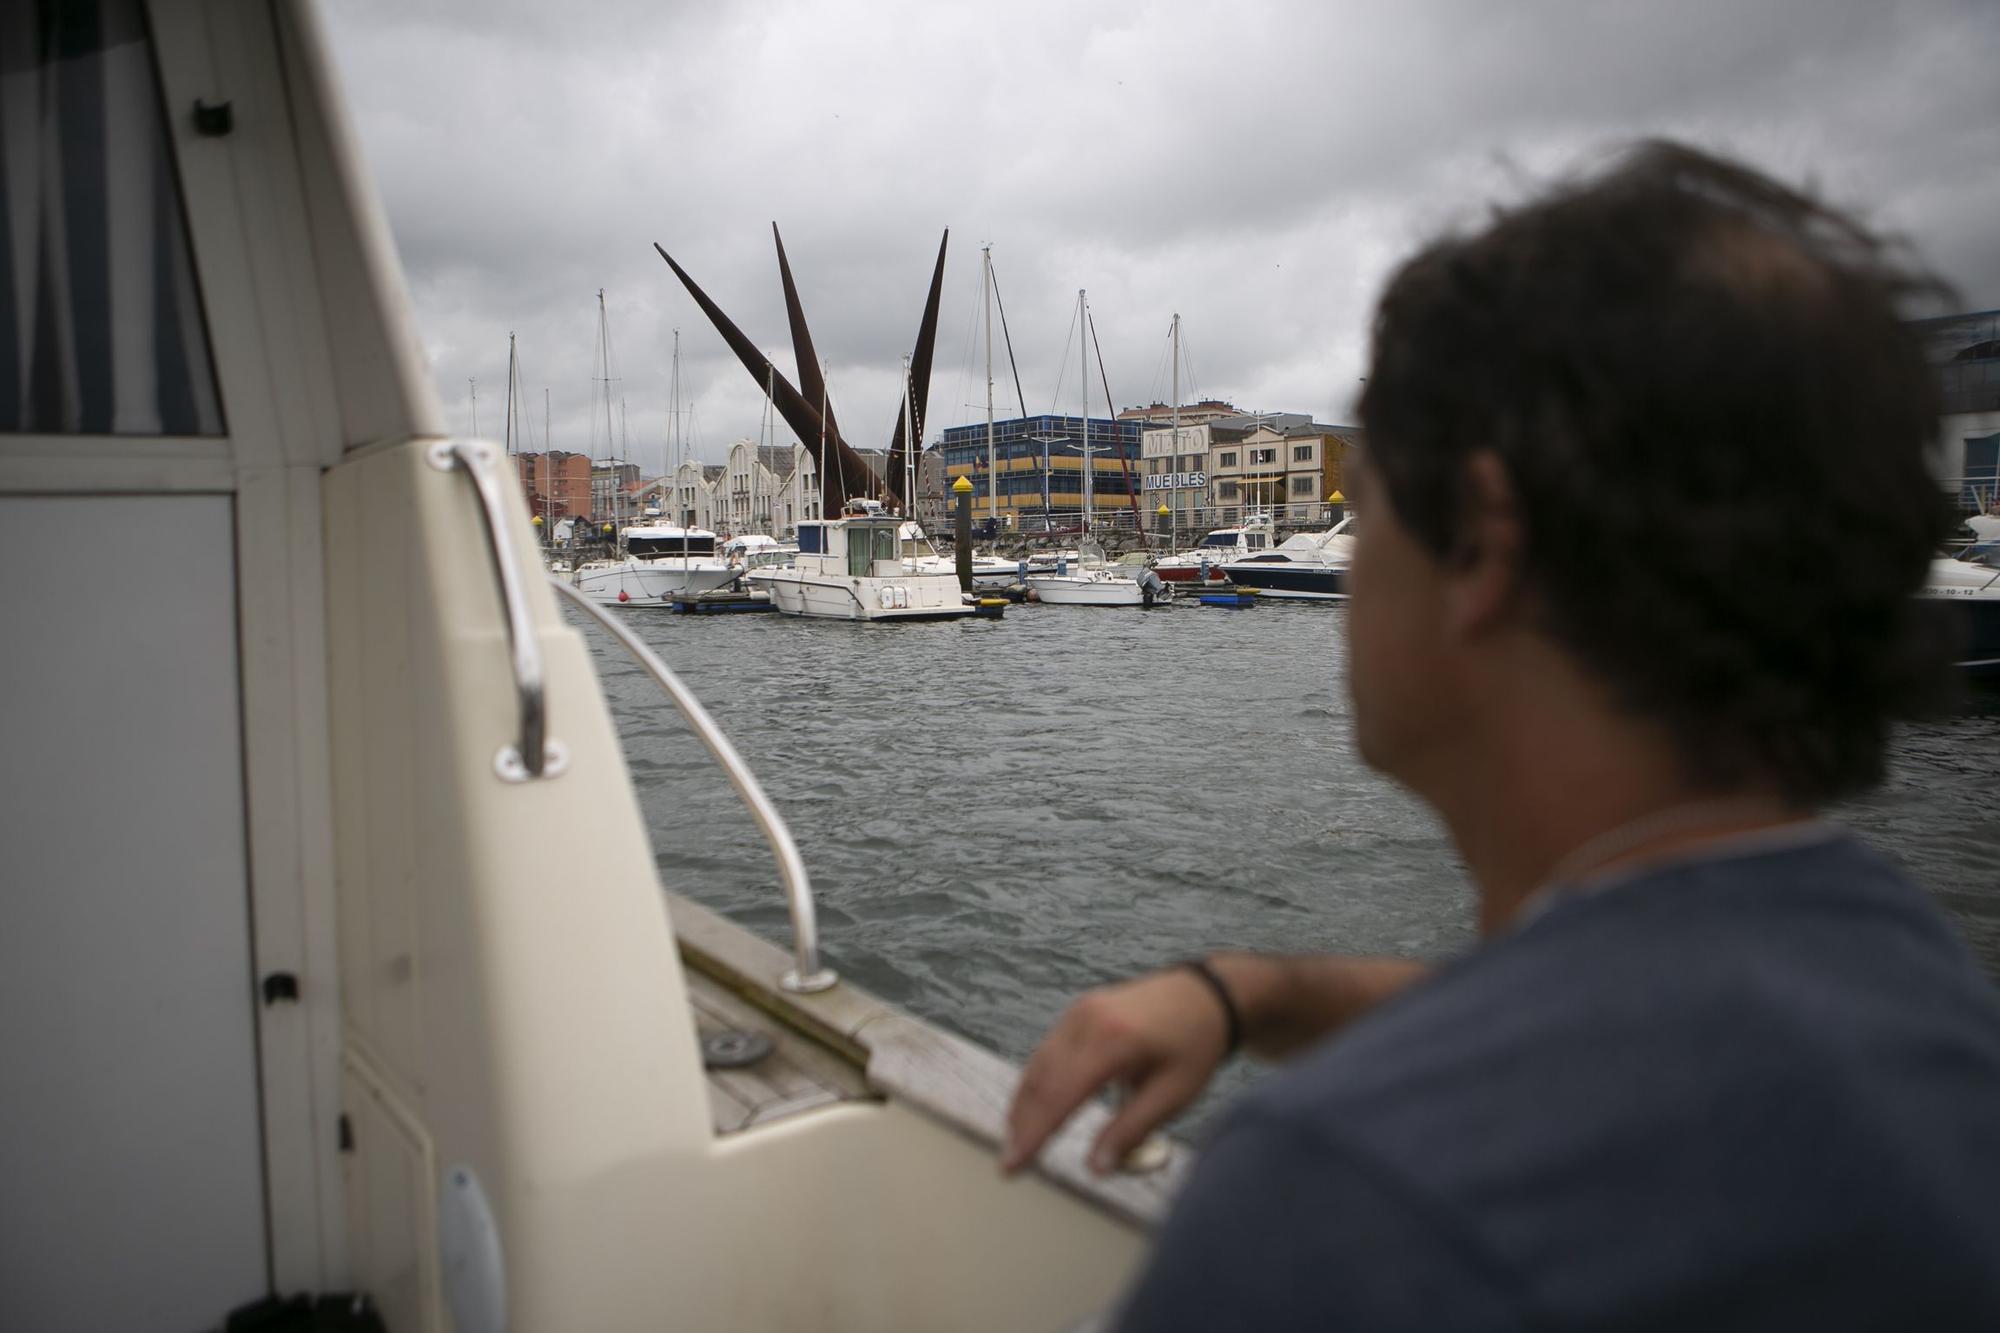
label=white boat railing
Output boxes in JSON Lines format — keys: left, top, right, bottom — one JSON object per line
{"left": 548, "top": 577, "right": 838, "bottom": 994}
{"left": 430, "top": 439, "right": 568, "bottom": 781}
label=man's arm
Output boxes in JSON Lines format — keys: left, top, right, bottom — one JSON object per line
{"left": 1002, "top": 952, "right": 1431, "bottom": 1175}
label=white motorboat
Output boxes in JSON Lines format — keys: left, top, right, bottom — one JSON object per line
{"left": 572, "top": 522, "right": 739, "bottom": 605}
{"left": 724, "top": 532, "right": 799, "bottom": 573}
{"left": 894, "top": 520, "right": 1023, "bottom": 590}
{"left": 1154, "top": 515, "right": 1276, "bottom": 584}
{"left": 748, "top": 502, "right": 992, "bottom": 620}
{"left": 1027, "top": 542, "right": 1172, "bottom": 606}
{"left": 1223, "top": 516, "right": 1357, "bottom": 600}
{"left": 1923, "top": 538, "right": 2000, "bottom": 677}
{"left": 1, "top": 7, "right": 1171, "bottom": 1331}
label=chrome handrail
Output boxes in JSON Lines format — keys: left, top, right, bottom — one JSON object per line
{"left": 548, "top": 578, "right": 837, "bottom": 994}
{"left": 428, "top": 439, "right": 566, "bottom": 782}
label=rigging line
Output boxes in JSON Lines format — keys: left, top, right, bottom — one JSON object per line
{"left": 1179, "top": 322, "right": 1203, "bottom": 406}
{"left": 1145, "top": 320, "right": 1173, "bottom": 411}
{"left": 1087, "top": 307, "right": 1149, "bottom": 550}
{"left": 947, "top": 258, "right": 983, "bottom": 431}
{"left": 1049, "top": 298, "right": 1079, "bottom": 417}
{"left": 986, "top": 257, "right": 1029, "bottom": 419}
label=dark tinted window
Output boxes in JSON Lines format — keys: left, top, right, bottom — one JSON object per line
{"left": 1, "top": 0, "right": 222, "bottom": 435}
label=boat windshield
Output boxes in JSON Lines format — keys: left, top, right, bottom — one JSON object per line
{"left": 1198, "top": 532, "right": 1237, "bottom": 548}
{"left": 628, "top": 532, "right": 716, "bottom": 558}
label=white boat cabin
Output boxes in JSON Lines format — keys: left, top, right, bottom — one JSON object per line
{"left": 0, "top": 3, "right": 1164, "bottom": 1329}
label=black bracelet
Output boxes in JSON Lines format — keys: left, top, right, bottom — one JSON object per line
{"left": 1180, "top": 958, "right": 1243, "bottom": 1057}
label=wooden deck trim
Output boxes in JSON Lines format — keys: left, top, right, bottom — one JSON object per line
{"left": 667, "top": 891, "right": 1190, "bottom": 1231}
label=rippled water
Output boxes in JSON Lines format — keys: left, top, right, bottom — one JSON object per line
{"left": 577, "top": 599, "right": 2000, "bottom": 1127}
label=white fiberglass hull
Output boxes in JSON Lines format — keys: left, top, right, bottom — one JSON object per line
{"left": 1026, "top": 573, "right": 1147, "bottom": 606}
{"left": 747, "top": 569, "right": 982, "bottom": 621}
{"left": 573, "top": 559, "right": 740, "bottom": 606}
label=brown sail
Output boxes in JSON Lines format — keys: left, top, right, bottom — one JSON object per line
{"left": 653, "top": 229, "right": 950, "bottom": 513}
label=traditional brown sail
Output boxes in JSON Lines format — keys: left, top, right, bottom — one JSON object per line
{"left": 653, "top": 229, "right": 949, "bottom": 512}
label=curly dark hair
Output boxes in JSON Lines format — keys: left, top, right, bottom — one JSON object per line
{"left": 1358, "top": 141, "right": 1956, "bottom": 804}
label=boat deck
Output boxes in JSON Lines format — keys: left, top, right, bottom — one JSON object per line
{"left": 687, "top": 965, "right": 872, "bottom": 1134}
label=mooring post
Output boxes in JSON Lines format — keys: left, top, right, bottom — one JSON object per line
{"left": 953, "top": 474, "right": 974, "bottom": 594}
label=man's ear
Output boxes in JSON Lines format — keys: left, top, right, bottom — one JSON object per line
{"left": 1447, "top": 451, "right": 1525, "bottom": 638}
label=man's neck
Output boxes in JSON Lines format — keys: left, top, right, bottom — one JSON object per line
{"left": 1412, "top": 668, "right": 1798, "bottom": 936}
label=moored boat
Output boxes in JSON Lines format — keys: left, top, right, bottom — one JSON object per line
{"left": 1223, "top": 517, "right": 1356, "bottom": 600}
{"left": 747, "top": 502, "right": 991, "bottom": 620}
{"left": 572, "top": 522, "right": 738, "bottom": 605}
{"left": 1154, "top": 514, "right": 1275, "bottom": 583}
{"left": 1924, "top": 538, "right": 2000, "bottom": 677}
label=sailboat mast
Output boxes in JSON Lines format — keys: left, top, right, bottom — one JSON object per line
{"left": 670, "top": 329, "right": 682, "bottom": 520}
{"left": 902, "top": 354, "right": 916, "bottom": 519}
{"left": 468, "top": 377, "right": 477, "bottom": 438}
{"left": 1171, "top": 313, "right": 1180, "bottom": 550}
{"left": 983, "top": 245, "right": 996, "bottom": 534}
{"left": 597, "top": 288, "right": 619, "bottom": 531}
{"left": 544, "top": 386, "right": 552, "bottom": 534}
{"left": 504, "top": 333, "right": 516, "bottom": 456}
{"left": 1079, "top": 289, "right": 1090, "bottom": 535}
{"left": 763, "top": 362, "right": 777, "bottom": 532}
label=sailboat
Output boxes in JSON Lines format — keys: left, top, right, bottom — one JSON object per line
{"left": 572, "top": 295, "right": 735, "bottom": 605}
{"left": 3, "top": 6, "right": 1174, "bottom": 1330}
{"left": 1027, "top": 291, "right": 1163, "bottom": 607}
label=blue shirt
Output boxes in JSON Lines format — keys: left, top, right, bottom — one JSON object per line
{"left": 1117, "top": 834, "right": 2000, "bottom": 1330}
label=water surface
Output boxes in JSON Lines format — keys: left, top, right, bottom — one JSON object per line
{"left": 578, "top": 600, "right": 2000, "bottom": 1132}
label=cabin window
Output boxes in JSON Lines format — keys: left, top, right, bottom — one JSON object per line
{"left": 2, "top": 0, "right": 223, "bottom": 436}
{"left": 798, "top": 523, "right": 824, "bottom": 554}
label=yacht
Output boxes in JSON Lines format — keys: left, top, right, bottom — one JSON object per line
{"left": 746, "top": 502, "right": 994, "bottom": 620}
{"left": 0, "top": 6, "right": 1169, "bottom": 1329}
{"left": 571, "top": 522, "right": 739, "bottom": 605}
{"left": 1222, "top": 517, "right": 1358, "bottom": 600}
{"left": 1925, "top": 538, "right": 2000, "bottom": 677}
{"left": 1153, "top": 515, "right": 1275, "bottom": 584}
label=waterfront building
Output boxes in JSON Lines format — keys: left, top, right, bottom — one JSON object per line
{"left": 1141, "top": 418, "right": 1249, "bottom": 533}
{"left": 1119, "top": 399, "right": 1242, "bottom": 427}
{"left": 939, "top": 414, "right": 1142, "bottom": 532}
{"left": 1194, "top": 413, "right": 1360, "bottom": 527}
{"left": 1221, "top": 419, "right": 1361, "bottom": 522}
{"left": 513, "top": 450, "right": 592, "bottom": 521}
{"left": 915, "top": 446, "right": 949, "bottom": 532}
{"left": 779, "top": 444, "right": 826, "bottom": 535}
{"left": 591, "top": 460, "right": 642, "bottom": 518}
{"left": 1915, "top": 310, "right": 2000, "bottom": 513}
{"left": 721, "top": 440, "right": 795, "bottom": 535}
{"left": 670, "top": 458, "right": 726, "bottom": 531}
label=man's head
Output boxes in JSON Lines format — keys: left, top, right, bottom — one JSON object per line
{"left": 1350, "top": 141, "right": 1952, "bottom": 807}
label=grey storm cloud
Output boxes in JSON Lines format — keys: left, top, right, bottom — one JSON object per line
{"left": 322, "top": 0, "right": 2000, "bottom": 476}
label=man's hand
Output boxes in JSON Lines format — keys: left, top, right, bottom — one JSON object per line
{"left": 1001, "top": 953, "right": 1434, "bottom": 1177}
{"left": 1003, "top": 966, "right": 1231, "bottom": 1177}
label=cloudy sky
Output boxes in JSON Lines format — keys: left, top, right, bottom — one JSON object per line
{"left": 321, "top": 0, "right": 1999, "bottom": 476}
